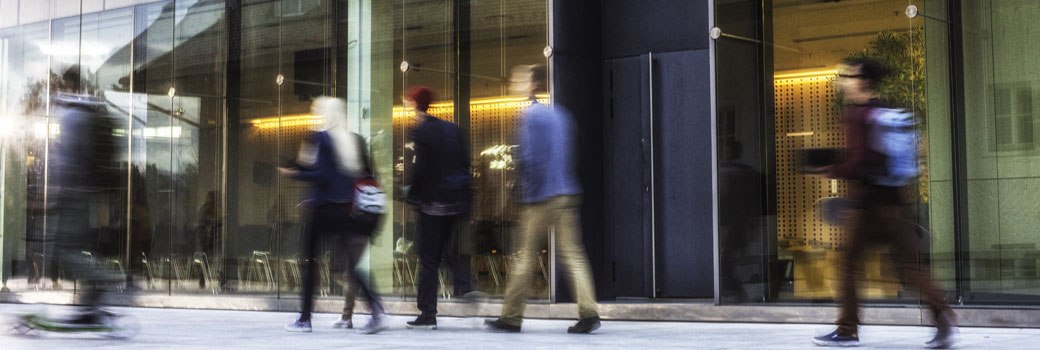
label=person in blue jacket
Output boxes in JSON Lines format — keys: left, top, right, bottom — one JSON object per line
{"left": 484, "top": 65, "right": 600, "bottom": 334}
{"left": 280, "top": 97, "right": 385, "bottom": 334}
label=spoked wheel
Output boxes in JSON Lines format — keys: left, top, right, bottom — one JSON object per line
{"left": 98, "top": 314, "right": 140, "bottom": 339}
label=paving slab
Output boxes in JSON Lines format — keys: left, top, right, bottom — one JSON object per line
{"left": 2, "top": 303, "right": 1038, "bottom": 349}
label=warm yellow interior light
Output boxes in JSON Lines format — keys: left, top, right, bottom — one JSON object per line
{"left": 252, "top": 94, "right": 551, "bottom": 128}
{"left": 251, "top": 114, "right": 324, "bottom": 129}
{"left": 393, "top": 94, "right": 550, "bottom": 119}
{"left": 773, "top": 70, "right": 838, "bottom": 80}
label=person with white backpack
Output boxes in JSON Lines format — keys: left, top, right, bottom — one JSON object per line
{"left": 279, "top": 97, "right": 386, "bottom": 335}
{"left": 809, "top": 58, "right": 955, "bottom": 349}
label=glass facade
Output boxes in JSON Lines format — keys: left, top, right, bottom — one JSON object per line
{"left": 960, "top": 0, "right": 1040, "bottom": 302}
{"left": 715, "top": 0, "right": 1040, "bottom": 305}
{"left": 0, "top": 0, "right": 549, "bottom": 302}
{"left": 2, "top": 0, "right": 1038, "bottom": 312}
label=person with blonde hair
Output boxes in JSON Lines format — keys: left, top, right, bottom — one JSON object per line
{"left": 280, "top": 97, "right": 386, "bottom": 334}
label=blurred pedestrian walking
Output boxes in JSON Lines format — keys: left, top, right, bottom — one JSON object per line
{"left": 484, "top": 65, "right": 600, "bottom": 334}
{"left": 810, "top": 58, "right": 956, "bottom": 349}
{"left": 48, "top": 69, "right": 124, "bottom": 328}
{"left": 280, "top": 97, "right": 386, "bottom": 335}
{"left": 402, "top": 86, "right": 484, "bottom": 330}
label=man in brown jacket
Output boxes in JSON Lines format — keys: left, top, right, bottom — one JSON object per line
{"left": 811, "top": 58, "right": 956, "bottom": 349}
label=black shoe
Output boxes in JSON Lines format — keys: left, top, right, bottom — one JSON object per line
{"left": 405, "top": 317, "right": 437, "bottom": 330}
{"left": 812, "top": 329, "right": 859, "bottom": 347}
{"left": 567, "top": 316, "right": 601, "bottom": 334}
{"left": 484, "top": 318, "right": 521, "bottom": 333}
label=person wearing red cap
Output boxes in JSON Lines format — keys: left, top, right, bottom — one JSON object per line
{"left": 402, "top": 86, "right": 484, "bottom": 330}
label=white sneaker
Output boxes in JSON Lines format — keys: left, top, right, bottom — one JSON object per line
{"left": 462, "top": 291, "right": 489, "bottom": 318}
{"left": 357, "top": 316, "right": 387, "bottom": 335}
{"left": 925, "top": 326, "right": 958, "bottom": 349}
{"left": 284, "top": 318, "right": 312, "bottom": 333}
{"left": 331, "top": 318, "right": 353, "bottom": 329}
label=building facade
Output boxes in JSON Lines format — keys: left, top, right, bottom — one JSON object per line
{"left": 0, "top": 0, "right": 1038, "bottom": 326}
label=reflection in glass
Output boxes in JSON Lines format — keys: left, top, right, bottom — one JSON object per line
{"left": 716, "top": 0, "right": 950, "bottom": 303}
{"left": 81, "top": 7, "right": 133, "bottom": 297}
{"left": 132, "top": 1, "right": 176, "bottom": 295}
{"left": 961, "top": 0, "right": 1040, "bottom": 301}
{"left": 226, "top": 0, "right": 283, "bottom": 296}
{"left": 0, "top": 0, "right": 552, "bottom": 305}
{"left": 170, "top": 0, "right": 226, "bottom": 294}
{"left": 390, "top": 0, "right": 550, "bottom": 301}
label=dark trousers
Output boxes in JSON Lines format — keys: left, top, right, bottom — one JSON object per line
{"left": 299, "top": 204, "right": 350, "bottom": 322}
{"left": 54, "top": 191, "right": 115, "bottom": 311}
{"left": 416, "top": 213, "right": 472, "bottom": 319}
{"left": 837, "top": 185, "right": 951, "bottom": 335}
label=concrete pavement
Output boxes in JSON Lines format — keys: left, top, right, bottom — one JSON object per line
{"left": 2, "top": 303, "right": 1039, "bottom": 349}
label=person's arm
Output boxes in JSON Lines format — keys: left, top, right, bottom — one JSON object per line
{"left": 283, "top": 133, "right": 323, "bottom": 182}
{"left": 407, "top": 123, "right": 435, "bottom": 198}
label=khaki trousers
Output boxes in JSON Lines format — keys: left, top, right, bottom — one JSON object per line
{"left": 500, "top": 195, "right": 598, "bottom": 326}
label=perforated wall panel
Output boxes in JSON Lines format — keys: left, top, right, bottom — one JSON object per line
{"left": 774, "top": 75, "right": 848, "bottom": 250}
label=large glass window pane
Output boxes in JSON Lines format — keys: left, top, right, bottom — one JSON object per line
{"left": 169, "top": 0, "right": 226, "bottom": 295}
{"left": 276, "top": 0, "right": 338, "bottom": 299}
{"left": 714, "top": 0, "right": 771, "bottom": 304}
{"left": 79, "top": 7, "right": 133, "bottom": 296}
{"left": 0, "top": 26, "right": 31, "bottom": 293}
{"left": 716, "top": 0, "right": 951, "bottom": 304}
{"left": 0, "top": 0, "right": 553, "bottom": 307}
{"left": 390, "top": 0, "right": 456, "bottom": 298}
{"left": 225, "top": 0, "right": 283, "bottom": 296}
{"left": 362, "top": 0, "right": 397, "bottom": 300}
{"left": 465, "top": 0, "right": 548, "bottom": 299}
{"left": 961, "top": 0, "right": 1040, "bottom": 302}
{"left": 919, "top": 0, "right": 956, "bottom": 295}
{"left": 131, "top": 0, "right": 176, "bottom": 295}
{"left": 10, "top": 23, "right": 50, "bottom": 292}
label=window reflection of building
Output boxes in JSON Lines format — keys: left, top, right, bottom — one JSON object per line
{"left": 0, "top": 0, "right": 551, "bottom": 301}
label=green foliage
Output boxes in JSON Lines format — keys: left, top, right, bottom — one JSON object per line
{"left": 833, "top": 27, "right": 926, "bottom": 114}
{"left": 835, "top": 27, "right": 930, "bottom": 202}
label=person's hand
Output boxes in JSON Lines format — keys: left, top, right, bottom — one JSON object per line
{"left": 277, "top": 167, "right": 296, "bottom": 176}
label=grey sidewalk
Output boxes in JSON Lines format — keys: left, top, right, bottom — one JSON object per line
{"left": 2, "top": 303, "right": 1039, "bottom": 349}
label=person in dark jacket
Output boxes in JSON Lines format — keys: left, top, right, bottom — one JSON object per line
{"left": 403, "top": 86, "right": 483, "bottom": 330}
{"left": 50, "top": 90, "right": 122, "bottom": 327}
{"left": 811, "top": 58, "right": 956, "bottom": 349}
{"left": 280, "top": 97, "right": 385, "bottom": 334}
